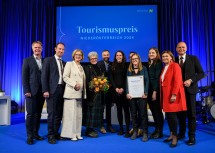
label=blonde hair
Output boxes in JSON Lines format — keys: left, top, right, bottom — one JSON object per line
{"left": 128, "top": 53, "right": 143, "bottom": 72}
{"left": 72, "top": 49, "right": 84, "bottom": 60}
{"left": 32, "top": 41, "right": 42, "bottom": 47}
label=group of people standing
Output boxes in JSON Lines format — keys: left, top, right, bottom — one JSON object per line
{"left": 22, "top": 41, "right": 204, "bottom": 148}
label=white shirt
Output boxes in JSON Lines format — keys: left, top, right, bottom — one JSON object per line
{"left": 33, "top": 54, "right": 42, "bottom": 70}
{"left": 179, "top": 54, "right": 186, "bottom": 64}
{"left": 161, "top": 65, "right": 169, "bottom": 83}
{"left": 54, "top": 55, "right": 63, "bottom": 84}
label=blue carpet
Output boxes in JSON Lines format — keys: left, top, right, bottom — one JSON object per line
{"left": 1, "top": 113, "right": 215, "bottom": 153}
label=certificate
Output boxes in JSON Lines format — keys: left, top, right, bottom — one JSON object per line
{"left": 127, "top": 75, "right": 144, "bottom": 98}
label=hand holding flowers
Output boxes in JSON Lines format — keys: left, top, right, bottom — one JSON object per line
{"left": 89, "top": 76, "right": 110, "bottom": 94}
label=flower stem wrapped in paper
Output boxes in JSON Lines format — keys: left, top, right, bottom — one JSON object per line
{"left": 89, "top": 75, "right": 110, "bottom": 94}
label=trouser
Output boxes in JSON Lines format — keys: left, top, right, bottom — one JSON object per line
{"left": 129, "top": 98, "right": 148, "bottom": 133}
{"left": 26, "top": 88, "right": 44, "bottom": 138}
{"left": 46, "top": 85, "right": 64, "bottom": 137}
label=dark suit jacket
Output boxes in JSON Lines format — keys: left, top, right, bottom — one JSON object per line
{"left": 175, "top": 54, "right": 204, "bottom": 94}
{"left": 22, "top": 56, "right": 43, "bottom": 96}
{"left": 41, "top": 56, "right": 66, "bottom": 94}
{"left": 97, "top": 60, "right": 112, "bottom": 78}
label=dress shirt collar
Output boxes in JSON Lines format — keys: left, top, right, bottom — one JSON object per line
{"left": 54, "top": 54, "right": 62, "bottom": 60}
{"left": 180, "top": 54, "right": 186, "bottom": 61}
{"left": 33, "top": 54, "right": 42, "bottom": 60}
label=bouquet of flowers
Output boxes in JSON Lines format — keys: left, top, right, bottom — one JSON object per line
{"left": 89, "top": 75, "right": 110, "bottom": 94}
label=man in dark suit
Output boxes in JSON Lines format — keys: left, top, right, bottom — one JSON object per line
{"left": 175, "top": 41, "right": 204, "bottom": 145}
{"left": 97, "top": 50, "right": 116, "bottom": 133}
{"left": 22, "top": 41, "right": 45, "bottom": 145}
{"left": 41, "top": 42, "right": 66, "bottom": 144}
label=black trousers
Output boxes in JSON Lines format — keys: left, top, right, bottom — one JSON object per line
{"left": 46, "top": 85, "right": 64, "bottom": 137}
{"left": 129, "top": 98, "right": 148, "bottom": 133}
{"left": 177, "top": 92, "right": 196, "bottom": 137}
{"left": 166, "top": 112, "right": 178, "bottom": 136}
{"left": 103, "top": 91, "right": 113, "bottom": 126}
{"left": 115, "top": 93, "right": 130, "bottom": 131}
{"left": 148, "top": 92, "right": 164, "bottom": 132}
{"left": 26, "top": 87, "right": 44, "bottom": 138}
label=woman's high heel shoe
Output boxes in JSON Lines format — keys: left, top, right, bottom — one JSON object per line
{"left": 170, "top": 135, "right": 177, "bottom": 148}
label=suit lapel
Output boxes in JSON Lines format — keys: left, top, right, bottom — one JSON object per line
{"left": 72, "top": 61, "right": 82, "bottom": 77}
{"left": 52, "top": 56, "right": 58, "bottom": 68}
{"left": 31, "top": 56, "right": 40, "bottom": 71}
{"left": 184, "top": 54, "right": 190, "bottom": 72}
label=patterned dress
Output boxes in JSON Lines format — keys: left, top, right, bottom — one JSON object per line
{"left": 82, "top": 64, "right": 104, "bottom": 128}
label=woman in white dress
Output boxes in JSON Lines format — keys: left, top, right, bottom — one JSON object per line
{"left": 60, "top": 49, "right": 86, "bottom": 141}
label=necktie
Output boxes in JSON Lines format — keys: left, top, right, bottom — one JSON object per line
{"left": 179, "top": 57, "right": 184, "bottom": 67}
{"left": 105, "top": 62, "right": 108, "bottom": 72}
{"left": 58, "top": 58, "right": 63, "bottom": 76}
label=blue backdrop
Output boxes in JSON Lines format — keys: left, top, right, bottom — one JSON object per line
{"left": 0, "top": 0, "right": 214, "bottom": 110}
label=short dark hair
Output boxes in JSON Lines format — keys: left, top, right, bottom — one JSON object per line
{"left": 55, "top": 42, "right": 65, "bottom": 48}
{"left": 102, "top": 49, "right": 110, "bottom": 53}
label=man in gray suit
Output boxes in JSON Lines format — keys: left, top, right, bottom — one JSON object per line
{"left": 22, "top": 41, "right": 45, "bottom": 145}
{"left": 41, "top": 42, "right": 66, "bottom": 144}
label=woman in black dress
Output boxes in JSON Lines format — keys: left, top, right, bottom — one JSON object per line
{"left": 147, "top": 47, "right": 164, "bottom": 139}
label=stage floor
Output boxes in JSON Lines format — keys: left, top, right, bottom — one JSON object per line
{"left": 0, "top": 113, "right": 215, "bottom": 153}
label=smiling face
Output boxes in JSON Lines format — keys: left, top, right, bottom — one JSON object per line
{"left": 176, "top": 42, "right": 187, "bottom": 56}
{"left": 131, "top": 54, "right": 140, "bottom": 66}
{"left": 102, "top": 51, "right": 110, "bottom": 62}
{"left": 74, "top": 51, "right": 83, "bottom": 63}
{"left": 55, "top": 43, "right": 65, "bottom": 58}
{"left": 32, "top": 42, "right": 42, "bottom": 57}
{"left": 162, "top": 52, "right": 173, "bottom": 65}
{"left": 89, "top": 56, "right": 98, "bottom": 65}
{"left": 148, "top": 48, "right": 158, "bottom": 60}
{"left": 116, "top": 52, "right": 123, "bottom": 63}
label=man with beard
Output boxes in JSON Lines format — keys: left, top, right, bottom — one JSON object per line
{"left": 97, "top": 50, "right": 116, "bottom": 133}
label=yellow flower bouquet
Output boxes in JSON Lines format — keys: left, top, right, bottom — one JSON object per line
{"left": 89, "top": 76, "right": 110, "bottom": 94}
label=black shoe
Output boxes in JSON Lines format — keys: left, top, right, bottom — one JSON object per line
{"left": 186, "top": 137, "right": 196, "bottom": 146}
{"left": 106, "top": 126, "right": 116, "bottom": 133}
{"left": 48, "top": 136, "right": 56, "bottom": 144}
{"left": 34, "top": 135, "right": 45, "bottom": 140}
{"left": 177, "top": 134, "right": 185, "bottom": 140}
{"left": 55, "top": 134, "right": 65, "bottom": 140}
{"left": 163, "top": 138, "right": 172, "bottom": 142}
{"left": 117, "top": 130, "right": 124, "bottom": 135}
{"left": 85, "top": 131, "right": 98, "bottom": 138}
{"left": 27, "top": 137, "right": 34, "bottom": 145}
